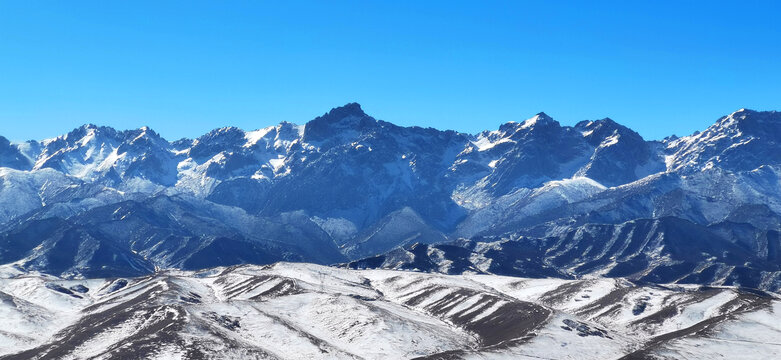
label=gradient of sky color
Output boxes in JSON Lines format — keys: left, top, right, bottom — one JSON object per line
{"left": 1, "top": 1, "right": 779, "bottom": 142}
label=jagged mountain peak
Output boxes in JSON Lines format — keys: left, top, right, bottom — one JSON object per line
{"left": 575, "top": 117, "right": 617, "bottom": 129}
{"left": 72, "top": 123, "right": 121, "bottom": 135}
{"left": 325, "top": 102, "right": 367, "bottom": 118}
{"left": 58, "top": 124, "right": 110, "bottom": 143}
{"left": 45, "top": 123, "right": 169, "bottom": 150}
{"left": 44, "top": 123, "right": 164, "bottom": 150}
{"left": 198, "top": 126, "right": 245, "bottom": 139}
{"left": 303, "top": 103, "right": 378, "bottom": 142}
{"left": 131, "top": 125, "right": 160, "bottom": 137}
{"left": 310, "top": 102, "right": 372, "bottom": 126}
{"left": 666, "top": 108, "right": 781, "bottom": 173}
{"left": 520, "top": 112, "right": 558, "bottom": 129}
{"left": 574, "top": 117, "right": 632, "bottom": 132}
{"left": 124, "top": 126, "right": 166, "bottom": 145}
{"left": 188, "top": 126, "right": 248, "bottom": 160}
{"left": 713, "top": 108, "right": 781, "bottom": 135}
{"left": 575, "top": 117, "right": 645, "bottom": 147}
{"left": 492, "top": 112, "right": 560, "bottom": 137}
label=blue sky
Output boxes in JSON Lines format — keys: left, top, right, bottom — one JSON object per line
{"left": 1, "top": 1, "right": 779, "bottom": 141}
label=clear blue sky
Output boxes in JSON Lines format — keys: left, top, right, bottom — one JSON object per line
{"left": 1, "top": 1, "right": 779, "bottom": 141}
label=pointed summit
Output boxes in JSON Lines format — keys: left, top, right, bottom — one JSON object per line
{"left": 711, "top": 108, "right": 781, "bottom": 137}
{"left": 575, "top": 117, "right": 643, "bottom": 144}
{"left": 303, "top": 103, "right": 377, "bottom": 143}
{"left": 494, "top": 112, "right": 559, "bottom": 135}
{"left": 315, "top": 103, "right": 369, "bottom": 124}
{"left": 520, "top": 112, "right": 557, "bottom": 129}
{"left": 126, "top": 125, "right": 166, "bottom": 147}
{"left": 668, "top": 109, "right": 781, "bottom": 173}
{"left": 732, "top": 108, "right": 754, "bottom": 115}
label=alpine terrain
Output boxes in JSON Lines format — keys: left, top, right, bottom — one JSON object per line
{"left": 1, "top": 104, "right": 781, "bottom": 359}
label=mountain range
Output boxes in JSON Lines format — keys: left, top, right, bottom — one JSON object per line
{"left": 0, "top": 104, "right": 780, "bottom": 293}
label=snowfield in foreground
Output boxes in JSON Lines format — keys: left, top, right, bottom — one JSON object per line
{"left": 0, "top": 263, "right": 780, "bottom": 359}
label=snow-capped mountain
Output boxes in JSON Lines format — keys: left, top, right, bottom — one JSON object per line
{"left": 0, "top": 104, "right": 780, "bottom": 293}
{"left": 1, "top": 263, "right": 779, "bottom": 359}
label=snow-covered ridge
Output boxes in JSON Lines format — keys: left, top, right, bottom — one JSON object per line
{"left": 1, "top": 263, "right": 779, "bottom": 359}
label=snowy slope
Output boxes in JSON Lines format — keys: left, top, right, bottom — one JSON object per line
{"left": 1, "top": 263, "right": 779, "bottom": 359}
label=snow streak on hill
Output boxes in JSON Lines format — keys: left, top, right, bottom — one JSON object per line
{"left": 0, "top": 263, "right": 778, "bottom": 360}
